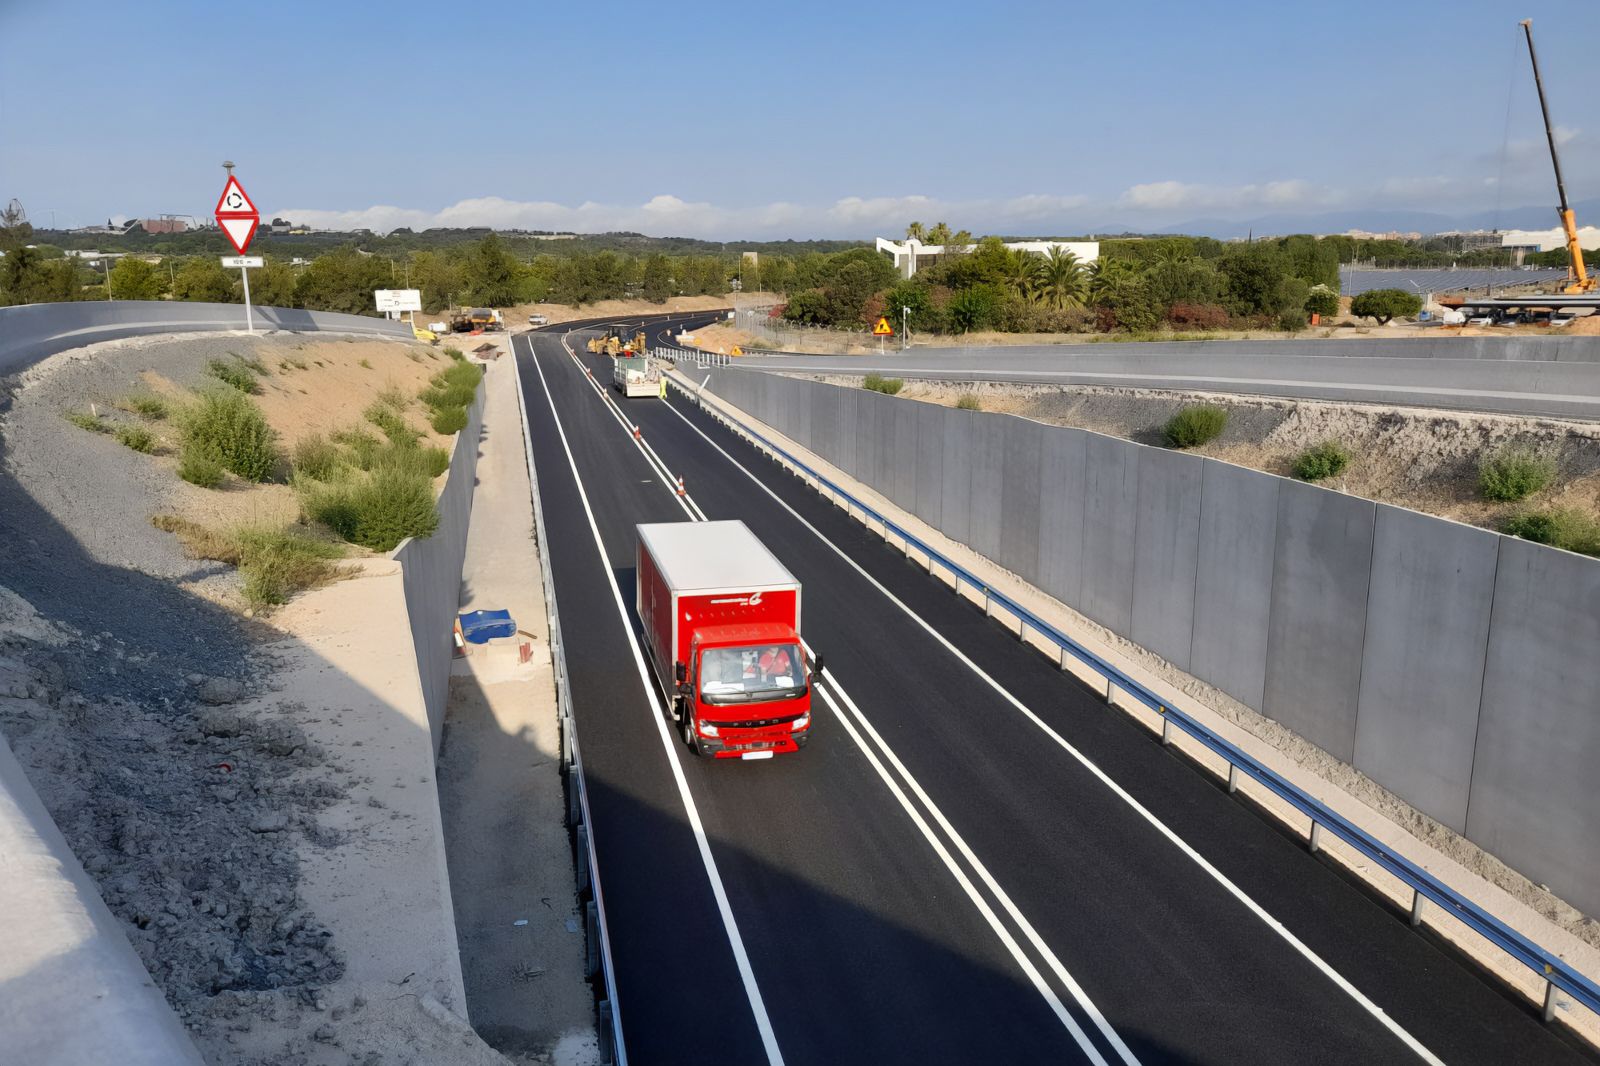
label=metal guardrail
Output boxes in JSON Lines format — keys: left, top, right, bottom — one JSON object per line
{"left": 653, "top": 346, "right": 733, "bottom": 368}
{"left": 511, "top": 344, "right": 626, "bottom": 1065}
{"left": 667, "top": 369, "right": 1600, "bottom": 1029}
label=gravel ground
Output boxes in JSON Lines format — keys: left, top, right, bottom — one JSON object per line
{"left": 0, "top": 333, "right": 371, "bottom": 1058}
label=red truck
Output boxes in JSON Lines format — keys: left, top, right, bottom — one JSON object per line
{"left": 637, "top": 520, "right": 819, "bottom": 760}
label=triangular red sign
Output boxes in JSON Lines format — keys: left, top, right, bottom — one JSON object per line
{"left": 219, "top": 216, "right": 259, "bottom": 256}
{"left": 214, "top": 176, "right": 258, "bottom": 219}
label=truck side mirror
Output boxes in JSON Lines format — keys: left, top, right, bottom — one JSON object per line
{"left": 674, "top": 662, "right": 687, "bottom": 683}
{"left": 812, "top": 653, "right": 825, "bottom": 678}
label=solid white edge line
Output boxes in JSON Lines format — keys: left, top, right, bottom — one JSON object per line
{"left": 659, "top": 384, "right": 1446, "bottom": 1066}
{"left": 525, "top": 342, "right": 786, "bottom": 1066}
{"left": 510, "top": 337, "right": 627, "bottom": 1066}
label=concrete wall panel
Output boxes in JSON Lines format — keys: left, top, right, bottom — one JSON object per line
{"left": 809, "top": 381, "right": 838, "bottom": 466}
{"left": 998, "top": 418, "right": 1045, "bottom": 584}
{"left": 1190, "top": 460, "right": 1279, "bottom": 711}
{"left": 1468, "top": 539, "right": 1600, "bottom": 918}
{"left": 913, "top": 400, "right": 946, "bottom": 529}
{"left": 1130, "top": 448, "right": 1204, "bottom": 670}
{"left": 939, "top": 407, "right": 975, "bottom": 545}
{"left": 1078, "top": 433, "right": 1139, "bottom": 634}
{"left": 1261, "top": 481, "right": 1376, "bottom": 762}
{"left": 1036, "top": 427, "right": 1088, "bottom": 608}
{"left": 854, "top": 389, "right": 879, "bottom": 487}
{"left": 890, "top": 400, "right": 919, "bottom": 510}
{"left": 967, "top": 411, "right": 1006, "bottom": 561}
{"left": 1354, "top": 506, "right": 1497, "bottom": 832}
{"left": 835, "top": 387, "right": 858, "bottom": 477}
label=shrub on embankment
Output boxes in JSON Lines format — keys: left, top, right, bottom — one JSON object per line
{"left": 1479, "top": 446, "right": 1555, "bottom": 502}
{"left": 1291, "top": 441, "right": 1351, "bottom": 482}
{"left": 863, "top": 373, "right": 903, "bottom": 395}
{"left": 151, "top": 515, "right": 346, "bottom": 607}
{"left": 178, "top": 389, "right": 278, "bottom": 482}
{"left": 1163, "top": 404, "right": 1227, "bottom": 448}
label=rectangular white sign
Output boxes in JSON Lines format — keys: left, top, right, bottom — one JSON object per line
{"left": 375, "top": 288, "right": 422, "bottom": 313}
{"left": 220, "top": 256, "right": 264, "bottom": 268}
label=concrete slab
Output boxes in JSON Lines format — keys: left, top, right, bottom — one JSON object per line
{"left": 967, "top": 409, "right": 1006, "bottom": 562}
{"left": 1355, "top": 506, "right": 1498, "bottom": 833}
{"left": 939, "top": 406, "right": 976, "bottom": 546}
{"left": 1035, "top": 427, "right": 1087, "bottom": 608}
{"left": 1130, "top": 447, "right": 1204, "bottom": 671}
{"left": 998, "top": 417, "right": 1044, "bottom": 585}
{"left": 1469, "top": 538, "right": 1600, "bottom": 919}
{"left": 1078, "top": 433, "right": 1139, "bottom": 634}
{"left": 1189, "top": 460, "right": 1279, "bottom": 711}
{"left": 1261, "top": 481, "right": 1376, "bottom": 763}
{"left": 913, "top": 400, "right": 945, "bottom": 529}
{"left": 891, "top": 398, "right": 919, "bottom": 511}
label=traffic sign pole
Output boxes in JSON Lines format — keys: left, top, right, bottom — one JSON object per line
{"left": 240, "top": 263, "right": 254, "bottom": 334}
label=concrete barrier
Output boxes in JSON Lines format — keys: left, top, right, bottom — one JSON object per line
{"left": 0, "top": 300, "right": 410, "bottom": 376}
{"left": 393, "top": 387, "right": 487, "bottom": 755}
{"left": 699, "top": 366, "right": 1600, "bottom": 918}
{"left": 0, "top": 735, "right": 205, "bottom": 1065}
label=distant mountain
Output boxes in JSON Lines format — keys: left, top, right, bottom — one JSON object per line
{"left": 1158, "top": 199, "right": 1600, "bottom": 240}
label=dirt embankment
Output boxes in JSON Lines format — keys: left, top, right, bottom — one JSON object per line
{"left": 0, "top": 331, "right": 502, "bottom": 1064}
{"left": 867, "top": 377, "right": 1600, "bottom": 538}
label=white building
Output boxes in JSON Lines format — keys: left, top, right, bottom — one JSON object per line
{"left": 876, "top": 236, "right": 1100, "bottom": 279}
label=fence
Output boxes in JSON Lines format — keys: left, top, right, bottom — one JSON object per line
{"left": 662, "top": 361, "right": 1600, "bottom": 924}
{"left": 661, "top": 359, "right": 1600, "bottom": 1027}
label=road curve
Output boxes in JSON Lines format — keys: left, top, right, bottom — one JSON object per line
{"left": 735, "top": 343, "right": 1600, "bottom": 420}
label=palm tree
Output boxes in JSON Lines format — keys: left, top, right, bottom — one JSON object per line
{"left": 1087, "top": 256, "right": 1128, "bottom": 305}
{"left": 926, "top": 222, "right": 952, "bottom": 247}
{"left": 1038, "top": 247, "right": 1087, "bottom": 310}
{"left": 905, "top": 221, "right": 926, "bottom": 242}
{"left": 1004, "top": 250, "right": 1044, "bottom": 301}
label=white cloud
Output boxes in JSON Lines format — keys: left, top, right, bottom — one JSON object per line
{"left": 272, "top": 191, "right": 1096, "bottom": 240}
{"left": 1117, "top": 179, "right": 1339, "bottom": 214}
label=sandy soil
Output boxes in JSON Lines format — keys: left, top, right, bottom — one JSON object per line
{"left": 846, "top": 377, "right": 1600, "bottom": 540}
{"left": 675, "top": 322, "right": 763, "bottom": 354}
{"left": 673, "top": 367, "right": 1600, "bottom": 1043}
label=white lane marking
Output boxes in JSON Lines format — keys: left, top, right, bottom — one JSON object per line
{"left": 806, "top": 657, "right": 1121, "bottom": 1064}
{"left": 560, "top": 329, "right": 707, "bottom": 521}
{"left": 525, "top": 344, "right": 786, "bottom": 1066}
{"left": 658, "top": 388, "right": 1447, "bottom": 1066}
{"left": 510, "top": 336, "right": 629, "bottom": 1065}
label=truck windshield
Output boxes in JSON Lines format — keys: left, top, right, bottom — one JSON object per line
{"left": 699, "top": 644, "right": 805, "bottom": 704}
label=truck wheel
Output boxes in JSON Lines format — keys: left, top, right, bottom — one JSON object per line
{"left": 680, "top": 715, "right": 701, "bottom": 756}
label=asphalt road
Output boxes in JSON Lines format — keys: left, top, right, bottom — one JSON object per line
{"left": 735, "top": 344, "right": 1600, "bottom": 420}
{"left": 515, "top": 317, "right": 1595, "bottom": 1065}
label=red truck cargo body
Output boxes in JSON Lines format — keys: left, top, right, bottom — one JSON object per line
{"left": 637, "top": 521, "right": 812, "bottom": 759}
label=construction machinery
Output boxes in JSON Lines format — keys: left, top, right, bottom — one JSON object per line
{"left": 1522, "top": 18, "right": 1594, "bottom": 294}
{"left": 585, "top": 331, "right": 649, "bottom": 358}
{"left": 447, "top": 307, "right": 504, "bottom": 332}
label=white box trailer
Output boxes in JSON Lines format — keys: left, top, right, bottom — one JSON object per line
{"left": 613, "top": 354, "right": 659, "bottom": 398}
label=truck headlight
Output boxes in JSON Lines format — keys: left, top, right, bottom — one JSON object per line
{"left": 698, "top": 721, "right": 719, "bottom": 737}
{"left": 791, "top": 715, "right": 810, "bottom": 732}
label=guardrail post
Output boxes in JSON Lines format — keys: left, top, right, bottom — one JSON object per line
{"left": 1227, "top": 763, "right": 1240, "bottom": 794}
{"left": 1160, "top": 709, "right": 1172, "bottom": 746}
{"left": 566, "top": 762, "right": 581, "bottom": 826}
{"left": 1544, "top": 976, "right": 1559, "bottom": 1022}
{"left": 983, "top": 590, "right": 993, "bottom": 617}
{"left": 1409, "top": 889, "right": 1425, "bottom": 926}
{"left": 575, "top": 825, "right": 592, "bottom": 893}
{"left": 1106, "top": 681, "right": 1118, "bottom": 709}
{"left": 1308, "top": 820, "right": 1324, "bottom": 855}
{"left": 585, "top": 900, "right": 600, "bottom": 979}
{"left": 598, "top": 1001, "right": 616, "bottom": 1066}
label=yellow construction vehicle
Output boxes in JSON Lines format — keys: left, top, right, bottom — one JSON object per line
{"left": 1522, "top": 19, "right": 1595, "bottom": 293}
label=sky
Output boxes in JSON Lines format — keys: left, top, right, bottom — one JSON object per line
{"left": 4, "top": 0, "right": 1600, "bottom": 239}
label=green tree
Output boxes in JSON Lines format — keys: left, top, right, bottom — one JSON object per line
{"left": 1219, "top": 244, "right": 1301, "bottom": 317}
{"left": 1037, "top": 248, "right": 1087, "bottom": 310}
{"left": 641, "top": 254, "right": 673, "bottom": 302}
{"left": 926, "top": 222, "right": 952, "bottom": 246}
{"left": 946, "top": 283, "right": 1003, "bottom": 332}
{"left": 251, "top": 258, "right": 298, "bottom": 307}
{"left": 459, "top": 233, "right": 521, "bottom": 306}
{"left": 905, "top": 221, "right": 925, "bottom": 241}
{"left": 1349, "top": 288, "right": 1422, "bottom": 325}
{"left": 1145, "top": 256, "right": 1220, "bottom": 312}
{"left": 172, "top": 258, "right": 237, "bottom": 302}
{"left": 1304, "top": 285, "right": 1340, "bottom": 320}
{"left": 293, "top": 246, "right": 390, "bottom": 314}
{"left": 109, "top": 257, "right": 166, "bottom": 300}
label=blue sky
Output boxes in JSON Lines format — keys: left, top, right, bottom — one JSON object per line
{"left": 4, "top": 0, "right": 1599, "bottom": 238}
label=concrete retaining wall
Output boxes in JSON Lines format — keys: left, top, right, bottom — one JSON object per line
{"left": 0, "top": 301, "right": 410, "bottom": 376}
{"left": 697, "top": 366, "right": 1600, "bottom": 918}
{"left": 393, "top": 387, "right": 486, "bottom": 755}
{"left": 0, "top": 735, "right": 205, "bottom": 1065}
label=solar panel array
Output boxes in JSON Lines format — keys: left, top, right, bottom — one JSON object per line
{"left": 1340, "top": 268, "right": 1569, "bottom": 296}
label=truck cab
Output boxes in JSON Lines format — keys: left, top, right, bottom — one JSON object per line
{"left": 638, "top": 521, "right": 816, "bottom": 760}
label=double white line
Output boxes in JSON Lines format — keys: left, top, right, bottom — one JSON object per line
{"left": 556, "top": 330, "right": 1137, "bottom": 1065}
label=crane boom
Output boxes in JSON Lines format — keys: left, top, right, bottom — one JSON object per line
{"left": 1521, "top": 18, "right": 1594, "bottom": 293}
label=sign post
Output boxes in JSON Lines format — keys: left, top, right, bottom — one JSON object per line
{"left": 872, "top": 314, "right": 894, "bottom": 354}
{"left": 214, "top": 164, "right": 261, "bottom": 334}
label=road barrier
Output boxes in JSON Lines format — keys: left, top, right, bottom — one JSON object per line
{"left": 512, "top": 341, "right": 626, "bottom": 1066}
{"left": 661, "top": 360, "right": 1600, "bottom": 1032}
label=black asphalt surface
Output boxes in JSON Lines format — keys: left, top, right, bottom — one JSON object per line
{"left": 516, "top": 315, "right": 1595, "bottom": 1066}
